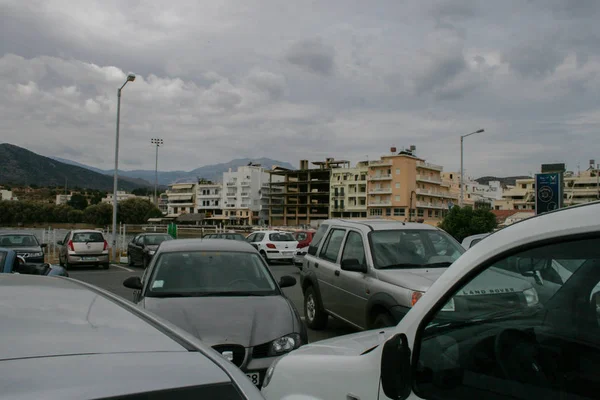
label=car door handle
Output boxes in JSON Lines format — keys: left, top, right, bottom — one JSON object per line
{"left": 335, "top": 270, "right": 340, "bottom": 276}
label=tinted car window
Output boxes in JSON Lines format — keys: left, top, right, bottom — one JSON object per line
{"left": 269, "top": 233, "right": 295, "bottom": 241}
{"left": 0, "top": 235, "right": 39, "bottom": 247}
{"left": 341, "top": 231, "right": 366, "bottom": 266}
{"left": 319, "top": 229, "right": 346, "bottom": 263}
{"left": 147, "top": 251, "right": 277, "bottom": 296}
{"left": 143, "top": 235, "right": 172, "bottom": 245}
{"left": 307, "top": 224, "right": 329, "bottom": 256}
{"left": 73, "top": 232, "right": 104, "bottom": 242}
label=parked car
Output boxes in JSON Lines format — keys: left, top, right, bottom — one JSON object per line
{"left": 300, "top": 219, "right": 467, "bottom": 330}
{"left": 0, "top": 248, "right": 68, "bottom": 276}
{"left": 122, "top": 238, "right": 306, "bottom": 389}
{"left": 292, "top": 230, "right": 315, "bottom": 268}
{"left": 461, "top": 232, "right": 490, "bottom": 249}
{"left": 0, "top": 274, "right": 265, "bottom": 400}
{"left": 57, "top": 230, "right": 109, "bottom": 269}
{"left": 204, "top": 232, "right": 248, "bottom": 241}
{"left": 245, "top": 231, "right": 299, "bottom": 263}
{"left": 0, "top": 232, "right": 47, "bottom": 264}
{"left": 293, "top": 246, "right": 308, "bottom": 268}
{"left": 127, "top": 233, "right": 174, "bottom": 268}
{"left": 263, "top": 201, "right": 600, "bottom": 400}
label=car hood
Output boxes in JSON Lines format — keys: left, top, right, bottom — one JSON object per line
{"left": 142, "top": 295, "right": 296, "bottom": 347}
{"left": 376, "top": 268, "right": 447, "bottom": 292}
{"left": 9, "top": 246, "right": 42, "bottom": 254}
{"left": 457, "top": 267, "right": 533, "bottom": 295}
{"left": 290, "top": 328, "right": 395, "bottom": 357}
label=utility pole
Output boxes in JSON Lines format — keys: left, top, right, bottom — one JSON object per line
{"left": 151, "top": 138, "right": 164, "bottom": 206}
{"left": 460, "top": 129, "right": 485, "bottom": 207}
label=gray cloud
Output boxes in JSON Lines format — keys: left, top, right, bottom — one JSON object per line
{"left": 0, "top": 0, "right": 599, "bottom": 177}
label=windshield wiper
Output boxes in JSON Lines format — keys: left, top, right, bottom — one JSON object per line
{"left": 425, "top": 307, "right": 541, "bottom": 332}
{"left": 148, "top": 292, "right": 199, "bottom": 298}
{"left": 378, "top": 263, "right": 424, "bottom": 270}
{"left": 195, "top": 291, "right": 270, "bottom": 297}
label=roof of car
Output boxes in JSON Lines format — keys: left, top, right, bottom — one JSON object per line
{"left": 323, "top": 218, "right": 438, "bottom": 231}
{"left": 158, "top": 238, "right": 257, "bottom": 253}
{"left": 70, "top": 229, "right": 105, "bottom": 234}
{"left": 0, "top": 232, "right": 36, "bottom": 236}
{"left": 139, "top": 232, "right": 173, "bottom": 236}
{"left": 0, "top": 274, "right": 188, "bottom": 361}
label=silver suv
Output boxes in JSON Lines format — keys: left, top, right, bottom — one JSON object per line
{"left": 301, "top": 219, "right": 465, "bottom": 330}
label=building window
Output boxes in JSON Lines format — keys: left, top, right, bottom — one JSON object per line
{"left": 393, "top": 208, "right": 405, "bottom": 216}
{"left": 395, "top": 183, "right": 400, "bottom": 188}
{"left": 434, "top": 210, "right": 439, "bottom": 218}
{"left": 428, "top": 210, "right": 433, "bottom": 217}
{"left": 395, "top": 195, "right": 400, "bottom": 201}
{"left": 417, "top": 209, "right": 424, "bottom": 217}
{"left": 396, "top": 168, "right": 400, "bottom": 174}
{"left": 369, "top": 208, "right": 383, "bottom": 216}
{"left": 522, "top": 184, "right": 526, "bottom": 189}
{"left": 385, "top": 208, "right": 391, "bottom": 216}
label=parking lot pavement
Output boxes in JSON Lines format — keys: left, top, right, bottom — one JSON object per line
{"left": 68, "top": 262, "right": 357, "bottom": 343}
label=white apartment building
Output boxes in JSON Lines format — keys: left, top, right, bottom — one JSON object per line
{"left": 196, "top": 182, "right": 224, "bottom": 221}
{"left": 441, "top": 172, "right": 503, "bottom": 208}
{"left": 330, "top": 161, "right": 368, "bottom": 218}
{"left": 1, "top": 190, "right": 17, "bottom": 201}
{"left": 55, "top": 194, "right": 72, "bottom": 205}
{"left": 102, "top": 191, "right": 151, "bottom": 205}
{"left": 165, "top": 183, "right": 196, "bottom": 216}
{"left": 222, "top": 165, "right": 284, "bottom": 225}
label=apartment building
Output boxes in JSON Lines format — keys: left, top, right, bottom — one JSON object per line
{"left": 196, "top": 182, "right": 223, "bottom": 222}
{"left": 158, "top": 193, "right": 168, "bottom": 214}
{"left": 165, "top": 183, "right": 196, "bottom": 216}
{"left": 366, "top": 148, "right": 456, "bottom": 225}
{"left": 441, "top": 172, "right": 503, "bottom": 208}
{"left": 0, "top": 190, "right": 17, "bottom": 201}
{"left": 269, "top": 158, "right": 347, "bottom": 226}
{"left": 330, "top": 161, "right": 368, "bottom": 218}
{"left": 55, "top": 194, "right": 72, "bottom": 205}
{"left": 102, "top": 191, "right": 151, "bottom": 205}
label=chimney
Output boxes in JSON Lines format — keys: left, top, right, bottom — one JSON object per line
{"left": 300, "top": 160, "right": 309, "bottom": 170}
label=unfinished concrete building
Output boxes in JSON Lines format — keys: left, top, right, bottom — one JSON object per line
{"left": 269, "top": 158, "right": 349, "bottom": 226}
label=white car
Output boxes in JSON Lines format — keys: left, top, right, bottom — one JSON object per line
{"left": 262, "top": 201, "right": 600, "bottom": 400}
{"left": 461, "top": 233, "right": 490, "bottom": 249}
{"left": 246, "top": 231, "right": 299, "bottom": 264}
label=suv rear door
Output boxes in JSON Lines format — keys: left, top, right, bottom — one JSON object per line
{"left": 72, "top": 231, "right": 106, "bottom": 256}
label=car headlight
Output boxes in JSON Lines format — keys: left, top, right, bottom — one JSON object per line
{"left": 262, "top": 356, "right": 283, "bottom": 388}
{"left": 523, "top": 288, "right": 539, "bottom": 306}
{"left": 148, "top": 250, "right": 156, "bottom": 255}
{"left": 270, "top": 333, "right": 302, "bottom": 356}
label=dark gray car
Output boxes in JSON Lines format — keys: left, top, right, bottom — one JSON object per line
{"left": 123, "top": 238, "right": 307, "bottom": 388}
{"left": 0, "top": 232, "right": 47, "bottom": 263}
{"left": 0, "top": 274, "right": 265, "bottom": 400}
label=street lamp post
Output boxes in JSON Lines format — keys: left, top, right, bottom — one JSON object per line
{"left": 460, "top": 129, "right": 485, "bottom": 207}
{"left": 111, "top": 74, "right": 136, "bottom": 261}
{"left": 151, "top": 138, "right": 164, "bottom": 206}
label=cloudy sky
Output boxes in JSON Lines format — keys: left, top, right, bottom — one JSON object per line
{"left": 2, "top": 0, "right": 600, "bottom": 177}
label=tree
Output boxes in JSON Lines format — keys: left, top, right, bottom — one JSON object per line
{"left": 144, "top": 208, "right": 164, "bottom": 221}
{"left": 68, "top": 193, "right": 89, "bottom": 210}
{"left": 83, "top": 203, "right": 113, "bottom": 226}
{"left": 67, "top": 209, "right": 84, "bottom": 223}
{"left": 118, "top": 198, "right": 161, "bottom": 224}
{"left": 438, "top": 205, "right": 497, "bottom": 242}
{"left": 132, "top": 188, "right": 151, "bottom": 196}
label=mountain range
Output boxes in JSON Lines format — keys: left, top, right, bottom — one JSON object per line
{"left": 0, "top": 143, "right": 295, "bottom": 191}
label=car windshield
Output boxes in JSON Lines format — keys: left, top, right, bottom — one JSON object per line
{"left": 146, "top": 251, "right": 278, "bottom": 297}
{"left": 0, "top": 235, "right": 39, "bottom": 247}
{"left": 370, "top": 229, "right": 464, "bottom": 269}
{"left": 72, "top": 232, "right": 104, "bottom": 242}
{"left": 269, "top": 232, "right": 295, "bottom": 242}
{"left": 143, "top": 235, "right": 172, "bottom": 245}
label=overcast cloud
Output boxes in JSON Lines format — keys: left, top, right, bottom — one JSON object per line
{"left": 1, "top": 0, "right": 600, "bottom": 177}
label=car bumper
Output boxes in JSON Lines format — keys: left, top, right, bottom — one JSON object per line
{"left": 265, "top": 251, "right": 295, "bottom": 261}
{"left": 66, "top": 254, "right": 109, "bottom": 265}
{"left": 242, "top": 356, "right": 281, "bottom": 389}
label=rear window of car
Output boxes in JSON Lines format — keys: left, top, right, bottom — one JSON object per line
{"left": 307, "top": 224, "right": 329, "bottom": 256}
{"left": 269, "top": 232, "right": 295, "bottom": 241}
{"left": 73, "top": 232, "right": 105, "bottom": 242}
{"left": 143, "top": 235, "right": 172, "bottom": 245}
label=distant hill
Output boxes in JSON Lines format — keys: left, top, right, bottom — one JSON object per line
{"left": 51, "top": 157, "right": 157, "bottom": 188}
{"left": 475, "top": 175, "right": 531, "bottom": 187}
{"left": 0, "top": 143, "right": 149, "bottom": 191}
{"left": 50, "top": 157, "right": 296, "bottom": 185}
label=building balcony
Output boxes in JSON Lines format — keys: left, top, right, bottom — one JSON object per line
{"left": 416, "top": 188, "right": 457, "bottom": 199}
{"left": 416, "top": 175, "right": 442, "bottom": 184}
{"left": 226, "top": 193, "right": 237, "bottom": 198}
{"left": 369, "top": 201, "right": 392, "bottom": 207}
{"left": 241, "top": 181, "right": 251, "bottom": 187}
{"left": 416, "top": 201, "right": 446, "bottom": 209}
{"left": 197, "top": 193, "right": 221, "bottom": 199}
{"left": 226, "top": 181, "right": 237, "bottom": 186}
{"left": 369, "top": 160, "right": 393, "bottom": 167}
{"left": 368, "top": 174, "right": 392, "bottom": 181}
{"left": 241, "top": 192, "right": 250, "bottom": 197}
{"left": 167, "top": 202, "right": 195, "bottom": 208}
{"left": 346, "top": 204, "right": 367, "bottom": 210}
{"left": 416, "top": 161, "right": 443, "bottom": 171}
{"left": 197, "top": 205, "right": 221, "bottom": 209}
{"left": 368, "top": 188, "right": 392, "bottom": 195}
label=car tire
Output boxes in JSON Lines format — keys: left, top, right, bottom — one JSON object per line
{"left": 304, "top": 286, "right": 328, "bottom": 330}
{"left": 373, "top": 312, "right": 395, "bottom": 329}
{"left": 260, "top": 250, "right": 270, "bottom": 264}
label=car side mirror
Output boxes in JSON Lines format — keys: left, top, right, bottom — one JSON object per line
{"left": 123, "top": 276, "right": 143, "bottom": 290}
{"left": 341, "top": 258, "right": 368, "bottom": 273}
{"left": 279, "top": 275, "right": 297, "bottom": 288}
{"left": 381, "top": 333, "right": 412, "bottom": 400}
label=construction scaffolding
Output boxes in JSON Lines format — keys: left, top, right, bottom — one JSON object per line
{"left": 268, "top": 158, "right": 349, "bottom": 226}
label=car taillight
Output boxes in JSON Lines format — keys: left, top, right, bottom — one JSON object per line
{"left": 266, "top": 243, "right": 276, "bottom": 249}
{"left": 411, "top": 291, "right": 424, "bottom": 306}
{"left": 67, "top": 240, "right": 75, "bottom": 251}
{"left": 103, "top": 240, "right": 108, "bottom": 251}
{"left": 297, "top": 242, "right": 308, "bottom": 248}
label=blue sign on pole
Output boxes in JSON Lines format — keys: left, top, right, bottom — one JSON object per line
{"left": 535, "top": 173, "right": 562, "bottom": 215}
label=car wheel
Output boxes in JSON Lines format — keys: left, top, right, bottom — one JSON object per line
{"left": 373, "top": 312, "right": 395, "bottom": 329}
{"left": 304, "top": 286, "right": 328, "bottom": 330}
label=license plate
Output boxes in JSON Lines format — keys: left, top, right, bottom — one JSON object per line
{"left": 246, "top": 372, "right": 260, "bottom": 386}
{"left": 82, "top": 257, "right": 98, "bottom": 261}
{"left": 283, "top": 251, "right": 293, "bottom": 255}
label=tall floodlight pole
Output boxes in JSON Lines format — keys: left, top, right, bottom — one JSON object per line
{"left": 460, "top": 129, "right": 485, "bottom": 207}
{"left": 151, "top": 138, "right": 164, "bottom": 206}
{"left": 111, "top": 74, "right": 136, "bottom": 261}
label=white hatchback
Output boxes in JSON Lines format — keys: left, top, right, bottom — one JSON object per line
{"left": 246, "top": 231, "right": 299, "bottom": 264}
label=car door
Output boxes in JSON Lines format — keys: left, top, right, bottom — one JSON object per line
{"left": 250, "top": 233, "right": 265, "bottom": 251}
{"left": 128, "top": 235, "right": 141, "bottom": 262}
{"left": 60, "top": 231, "right": 70, "bottom": 261}
{"left": 335, "top": 230, "right": 371, "bottom": 328}
{"left": 133, "top": 265, "right": 151, "bottom": 303}
{"left": 315, "top": 228, "right": 347, "bottom": 314}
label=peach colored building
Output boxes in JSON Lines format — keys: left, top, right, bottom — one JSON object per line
{"left": 366, "top": 151, "right": 456, "bottom": 225}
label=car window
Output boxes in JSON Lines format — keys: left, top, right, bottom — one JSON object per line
{"left": 143, "top": 235, "right": 171, "bottom": 245}
{"left": 469, "top": 238, "right": 483, "bottom": 247}
{"left": 0, "top": 235, "right": 39, "bottom": 247}
{"left": 63, "top": 232, "right": 71, "bottom": 244}
{"left": 73, "top": 232, "right": 104, "bottom": 242}
{"left": 319, "top": 229, "right": 346, "bottom": 263}
{"left": 255, "top": 233, "right": 265, "bottom": 242}
{"left": 341, "top": 231, "right": 366, "bottom": 266}
{"left": 245, "top": 233, "right": 255, "bottom": 242}
{"left": 295, "top": 232, "right": 309, "bottom": 241}
{"left": 414, "top": 237, "right": 600, "bottom": 400}
{"left": 308, "top": 224, "right": 329, "bottom": 256}
{"left": 146, "top": 251, "right": 278, "bottom": 296}
{"left": 369, "top": 229, "right": 464, "bottom": 269}
{"left": 269, "top": 232, "right": 295, "bottom": 242}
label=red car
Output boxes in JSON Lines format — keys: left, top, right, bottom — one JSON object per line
{"left": 293, "top": 231, "right": 315, "bottom": 248}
